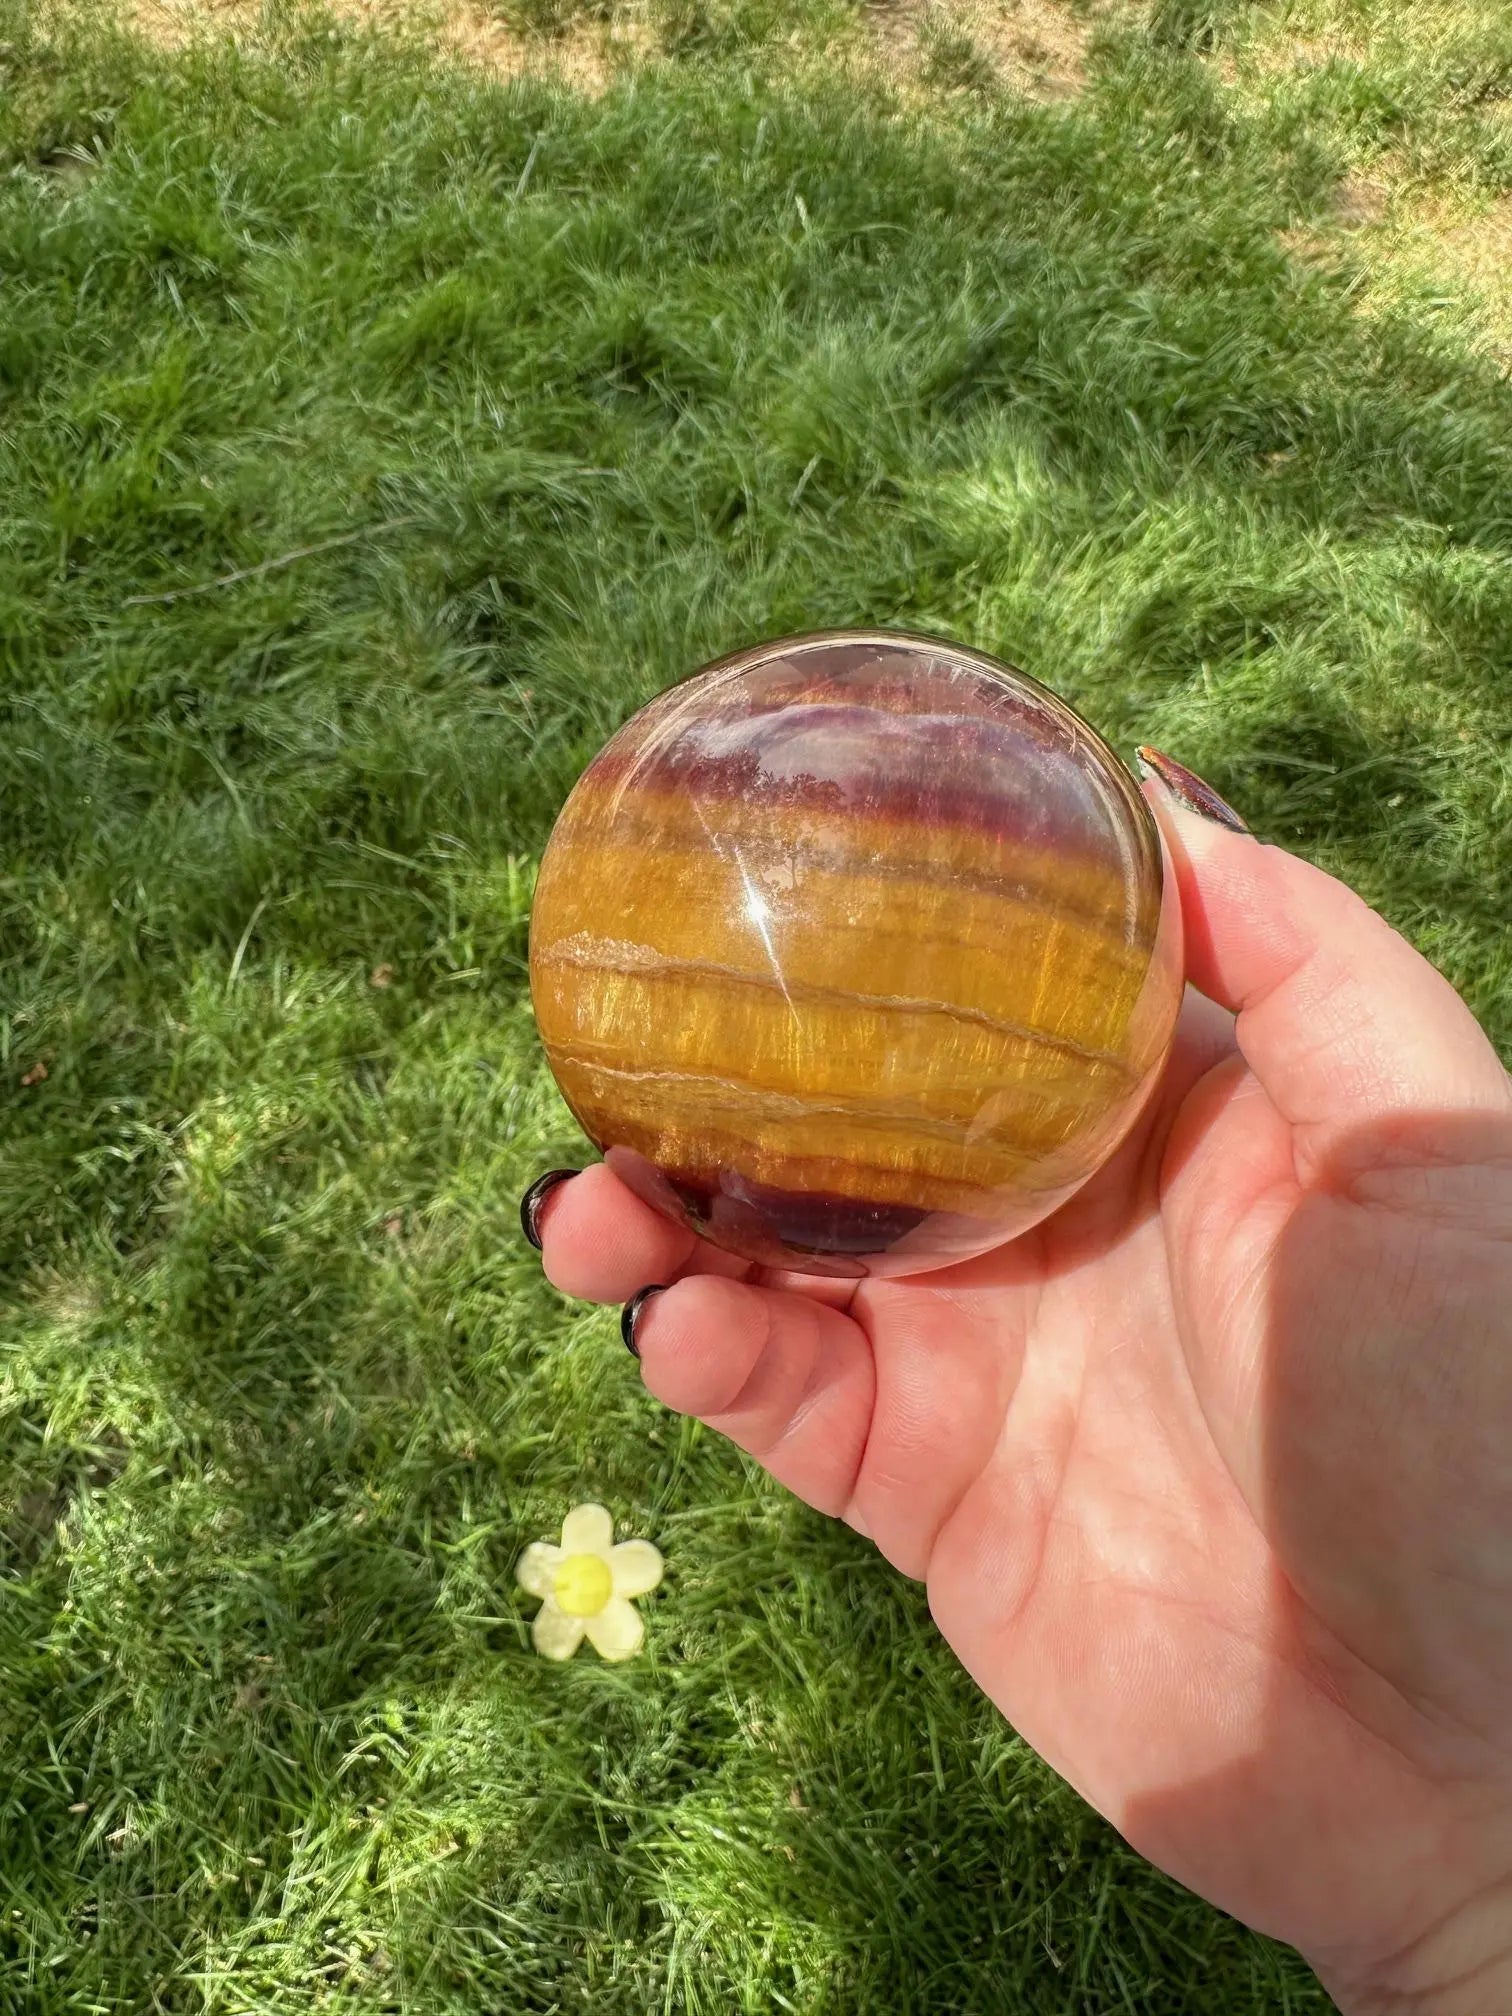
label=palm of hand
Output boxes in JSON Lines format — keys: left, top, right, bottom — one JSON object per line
{"left": 821, "top": 1014, "right": 1512, "bottom": 1977}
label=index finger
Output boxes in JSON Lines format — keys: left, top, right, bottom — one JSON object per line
{"left": 1146, "top": 784, "right": 1512, "bottom": 1176}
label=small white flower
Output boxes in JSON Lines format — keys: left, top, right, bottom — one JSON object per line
{"left": 516, "top": 1503, "right": 663, "bottom": 1662}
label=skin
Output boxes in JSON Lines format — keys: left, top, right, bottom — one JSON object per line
{"left": 531, "top": 785, "right": 1512, "bottom": 2013}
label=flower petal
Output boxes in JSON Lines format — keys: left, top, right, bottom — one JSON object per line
{"left": 560, "top": 1502, "right": 614, "bottom": 1557}
{"left": 584, "top": 1595, "right": 645, "bottom": 1663}
{"left": 532, "top": 1599, "right": 587, "bottom": 1661}
{"left": 515, "top": 1541, "right": 561, "bottom": 1597}
{"left": 609, "top": 1539, "right": 664, "bottom": 1599}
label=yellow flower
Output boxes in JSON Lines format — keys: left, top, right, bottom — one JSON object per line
{"left": 516, "top": 1503, "right": 663, "bottom": 1662}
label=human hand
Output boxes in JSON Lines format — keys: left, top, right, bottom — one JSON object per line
{"left": 523, "top": 754, "right": 1512, "bottom": 2013}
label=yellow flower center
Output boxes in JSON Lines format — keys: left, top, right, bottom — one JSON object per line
{"left": 553, "top": 1553, "right": 613, "bottom": 1618}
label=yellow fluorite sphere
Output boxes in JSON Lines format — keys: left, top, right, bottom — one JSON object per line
{"left": 529, "top": 631, "right": 1182, "bottom": 1278}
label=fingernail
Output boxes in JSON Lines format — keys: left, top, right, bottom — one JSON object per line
{"left": 1135, "top": 747, "right": 1250, "bottom": 834}
{"left": 519, "top": 1169, "right": 576, "bottom": 1250}
{"left": 620, "top": 1285, "right": 667, "bottom": 1359}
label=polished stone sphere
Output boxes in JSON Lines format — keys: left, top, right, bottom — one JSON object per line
{"left": 529, "top": 631, "right": 1182, "bottom": 1278}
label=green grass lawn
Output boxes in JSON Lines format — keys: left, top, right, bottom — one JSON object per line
{"left": 3, "top": 0, "right": 1510, "bottom": 2006}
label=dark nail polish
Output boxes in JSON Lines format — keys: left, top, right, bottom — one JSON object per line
{"left": 620, "top": 1285, "right": 667, "bottom": 1359}
{"left": 519, "top": 1169, "right": 576, "bottom": 1250}
{"left": 1135, "top": 747, "right": 1250, "bottom": 834}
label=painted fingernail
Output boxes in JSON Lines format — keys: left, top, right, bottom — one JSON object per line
{"left": 1135, "top": 746, "right": 1250, "bottom": 834}
{"left": 519, "top": 1169, "right": 576, "bottom": 1250}
{"left": 620, "top": 1284, "right": 667, "bottom": 1359}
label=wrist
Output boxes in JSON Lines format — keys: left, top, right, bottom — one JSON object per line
{"left": 1317, "top": 1876, "right": 1512, "bottom": 2016}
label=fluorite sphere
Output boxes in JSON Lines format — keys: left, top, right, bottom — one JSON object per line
{"left": 529, "top": 631, "right": 1182, "bottom": 1278}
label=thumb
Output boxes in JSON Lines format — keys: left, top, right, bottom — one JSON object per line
{"left": 1137, "top": 749, "right": 1511, "bottom": 1176}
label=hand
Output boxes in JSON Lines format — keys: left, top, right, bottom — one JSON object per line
{"left": 526, "top": 765, "right": 1512, "bottom": 2013}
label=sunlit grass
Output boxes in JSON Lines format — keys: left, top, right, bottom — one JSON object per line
{"left": 2, "top": 0, "right": 1509, "bottom": 2006}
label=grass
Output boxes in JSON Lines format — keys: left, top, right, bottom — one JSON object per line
{"left": 2, "top": 0, "right": 1510, "bottom": 2006}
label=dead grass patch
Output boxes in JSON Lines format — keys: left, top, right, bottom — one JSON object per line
{"left": 866, "top": 0, "right": 1114, "bottom": 101}
{"left": 1330, "top": 172, "right": 1390, "bottom": 227}
{"left": 1386, "top": 190, "right": 1512, "bottom": 353}
{"left": 107, "top": 0, "right": 1108, "bottom": 99}
{"left": 1281, "top": 161, "right": 1512, "bottom": 370}
{"left": 115, "top": 0, "right": 1115, "bottom": 101}
{"left": 1431, "top": 193, "right": 1512, "bottom": 298}
{"left": 1229, "top": 27, "right": 1365, "bottom": 80}
{"left": 62, "top": 0, "right": 1121, "bottom": 101}
{"left": 124, "top": 0, "right": 654, "bottom": 87}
